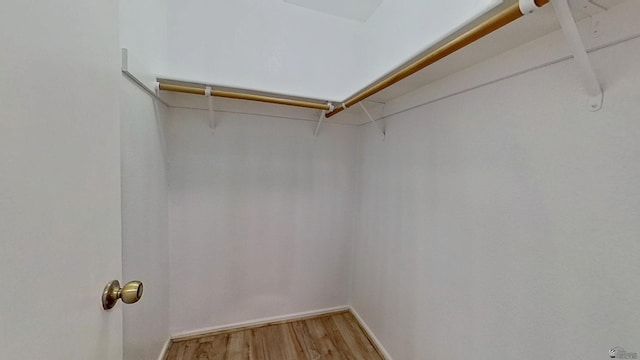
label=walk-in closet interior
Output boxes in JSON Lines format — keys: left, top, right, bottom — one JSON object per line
{"left": 2, "top": 0, "right": 640, "bottom": 359}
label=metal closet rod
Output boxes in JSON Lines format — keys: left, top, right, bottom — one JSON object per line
{"left": 158, "top": 83, "right": 332, "bottom": 110}
{"left": 325, "top": 0, "right": 550, "bottom": 118}
{"left": 158, "top": 0, "right": 550, "bottom": 116}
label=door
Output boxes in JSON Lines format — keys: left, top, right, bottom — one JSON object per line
{"left": 0, "top": 0, "right": 124, "bottom": 358}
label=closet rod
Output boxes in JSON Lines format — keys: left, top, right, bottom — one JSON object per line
{"left": 158, "top": 83, "right": 332, "bottom": 111}
{"left": 325, "top": 0, "right": 550, "bottom": 118}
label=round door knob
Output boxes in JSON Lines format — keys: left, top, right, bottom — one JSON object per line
{"left": 102, "top": 280, "right": 144, "bottom": 310}
{"left": 120, "top": 281, "right": 143, "bottom": 304}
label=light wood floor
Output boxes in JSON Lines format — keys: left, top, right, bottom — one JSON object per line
{"left": 165, "top": 310, "right": 384, "bottom": 360}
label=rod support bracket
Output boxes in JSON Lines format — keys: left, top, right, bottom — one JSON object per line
{"left": 205, "top": 86, "right": 216, "bottom": 132}
{"left": 359, "top": 102, "right": 385, "bottom": 140}
{"left": 588, "top": 92, "right": 603, "bottom": 112}
{"left": 314, "top": 110, "right": 326, "bottom": 137}
{"left": 520, "top": 0, "right": 541, "bottom": 14}
{"left": 552, "top": 0, "right": 604, "bottom": 111}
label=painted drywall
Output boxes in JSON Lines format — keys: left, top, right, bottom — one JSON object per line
{"left": 119, "top": 0, "right": 169, "bottom": 78}
{"left": 121, "top": 78, "right": 171, "bottom": 360}
{"left": 350, "top": 27, "right": 640, "bottom": 360}
{"left": 167, "top": 110, "right": 359, "bottom": 334}
{"left": 164, "top": 0, "right": 500, "bottom": 101}
{"left": 0, "top": 0, "right": 123, "bottom": 358}
{"left": 284, "top": 0, "right": 384, "bottom": 22}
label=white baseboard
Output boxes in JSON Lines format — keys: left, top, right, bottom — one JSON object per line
{"left": 171, "top": 305, "right": 350, "bottom": 340}
{"left": 348, "top": 306, "right": 393, "bottom": 360}
{"left": 156, "top": 338, "right": 171, "bottom": 360}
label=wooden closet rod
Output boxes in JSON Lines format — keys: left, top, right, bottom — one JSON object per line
{"left": 158, "top": 83, "right": 332, "bottom": 111}
{"left": 325, "top": 0, "right": 550, "bottom": 118}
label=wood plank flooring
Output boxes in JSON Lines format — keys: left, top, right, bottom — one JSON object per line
{"left": 165, "top": 310, "right": 384, "bottom": 360}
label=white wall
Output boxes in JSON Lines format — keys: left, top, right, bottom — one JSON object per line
{"left": 119, "top": 0, "right": 169, "bottom": 77}
{"left": 121, "top": 78, "right": 170, "bottom": 360}
{"left": 167, "top": 109, "right": 359, "bottom": 334}
{"left": 351, "top": 29, "right": 640, "bottom": 360}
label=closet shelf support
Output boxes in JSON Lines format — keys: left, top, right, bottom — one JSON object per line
{"left": 121, "top": 49, "right": 169, "bottom": 106}
{"left": 314, "top": 103, "right": 333, "bottom": 137}
{"left": 552, "top": 0, "right": 603, "bottom": 111}
{"left": 359, "top": 102, "right": 385, "bottom": 140}
{"left": 314, "top": 110, "right": 326, "bottom": 137}
{"left": 519, "top": 0, "right": 542, "bottom": 14}
{"left": 205, "top": 86, "right": 216, "bottom": 132}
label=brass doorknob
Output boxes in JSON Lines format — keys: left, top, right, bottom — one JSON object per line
{"left": 102, "top": 280, "right": 143, "bottom": 310}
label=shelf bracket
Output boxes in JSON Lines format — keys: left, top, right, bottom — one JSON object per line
{"left": 359, "top": 102, "right": 385, "bottom": 139}
{"left": 314, "top": 110, "right": 326, "bottom": 137}
{"left": 121, "top": 48, "right": 169, "bottom": 106}
{"left": 314, "top": 102, "right": 332, "bottom": 137}
{"left": 519, "top": 0, "right": 543, "bottom": 14}
{"left": 552, "top": 0, "right": 603, "bottom": 111}
{"left": 205, "top": 86, "right": 216, "bottom": 132}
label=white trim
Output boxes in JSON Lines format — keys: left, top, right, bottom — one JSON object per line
{"left": 156, "top": 338, "right": 171, "bottom": 360}
{"left": 171, "top": 305, "right": 349, "bottom": 340}
{"left": 348, "top": 306, "right": 394, "bottom": 360}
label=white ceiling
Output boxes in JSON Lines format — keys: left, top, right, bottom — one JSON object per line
{"left": 283, "top": 0, "right": 384, "bottom": 22}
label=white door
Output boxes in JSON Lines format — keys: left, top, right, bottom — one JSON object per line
{"left": 0, "top": 0, "right": 124, "bottom": 358}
